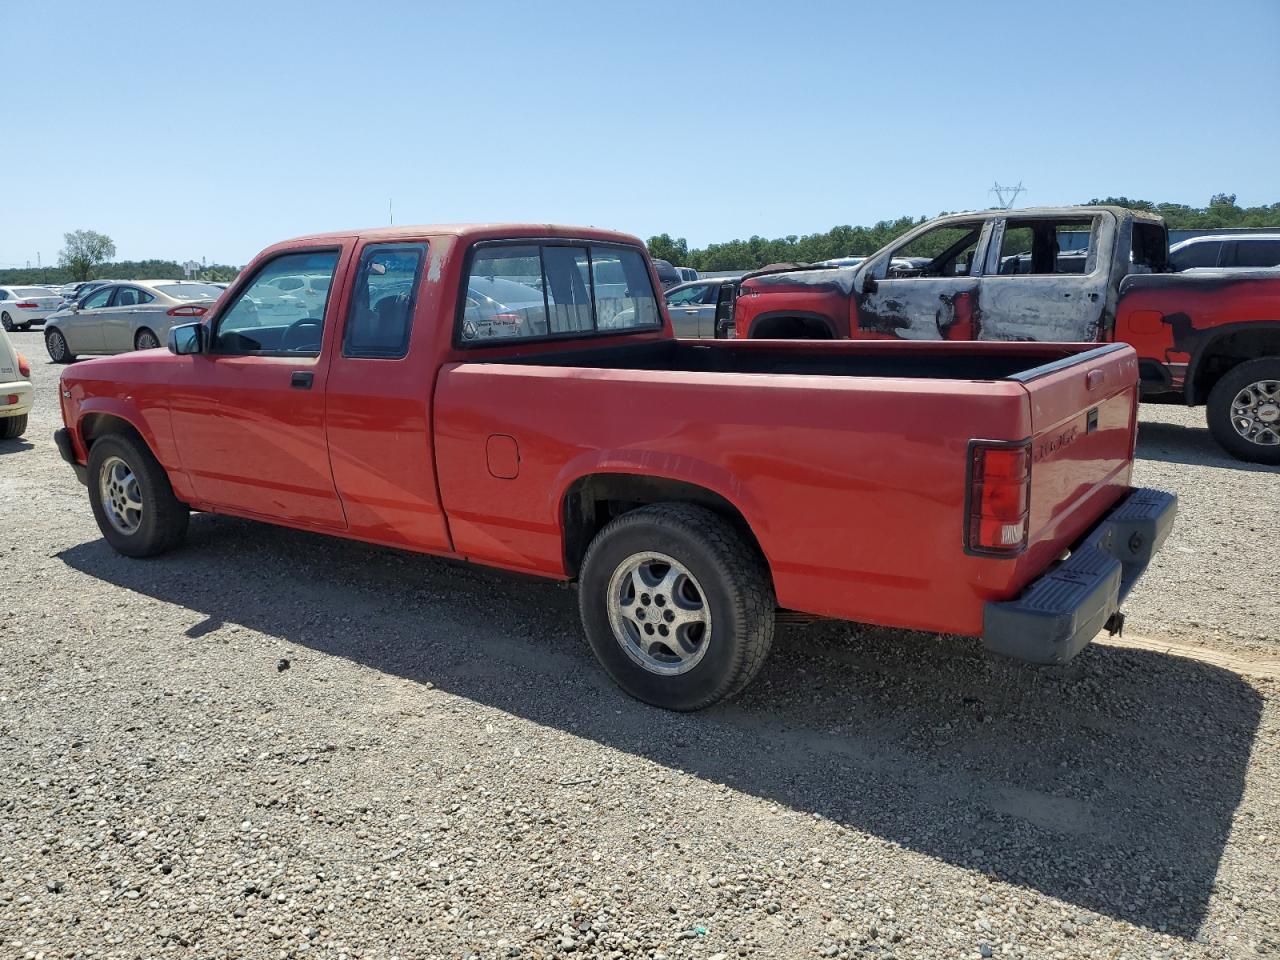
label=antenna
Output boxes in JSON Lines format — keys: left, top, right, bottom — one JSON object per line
{"left": 989, "top": 181, "right": 1026, "bottom": 209}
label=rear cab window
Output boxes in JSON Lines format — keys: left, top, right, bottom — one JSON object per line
{"left": 343, "top": 243, "right": 426, "bottom": 359}
{"left": 458, "top": 242, "right": 660, "bottom": 345}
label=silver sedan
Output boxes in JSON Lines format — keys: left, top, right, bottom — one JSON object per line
{"left": 43, "top": 280, "right": 225, "bottom": 362}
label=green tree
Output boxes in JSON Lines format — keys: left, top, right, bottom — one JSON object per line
{"left": 58, "top": 230, "right": 117, "bottom": 281}
{"left": 646, "top": 233, "right": 690, "bottom": 265}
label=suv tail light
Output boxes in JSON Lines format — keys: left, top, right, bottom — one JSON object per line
{"left": 16, "top": 352, "right": 30, "bottom": 378}
{"left": 966, "top": 440, "right": 1031, "bottom": 556}
{"left": 166, "top": 305, "right": 208, "bottom": 317}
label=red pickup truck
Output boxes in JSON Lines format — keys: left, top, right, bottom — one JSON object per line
{"left": 55, "top": 224, "right": 1175, "bottom": 710}
{"left": 730, "top": 207, "right": 1280, "bottom": 463}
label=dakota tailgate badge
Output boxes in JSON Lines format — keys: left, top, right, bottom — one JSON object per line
{"left": 1035, "top": 424, "right": 1080, "bottom": 462}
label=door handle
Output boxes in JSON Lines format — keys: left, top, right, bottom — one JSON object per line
{"left": 291, "top": 371, "right": 314, "bottom": 389}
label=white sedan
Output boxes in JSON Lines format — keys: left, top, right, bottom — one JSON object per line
{"left": 0, "top": 286, "right": 64, "bottom": 331}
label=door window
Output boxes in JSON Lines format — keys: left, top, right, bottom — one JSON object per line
{"left": 112, "top": 287, "right": 152, "bottom": 306}
{"left": 996, "top": 219, "right": 1096, "bottom": 275}
{"left": 1169, "top": 240, "right": 1220, "bottom": 270}
{"left": 889, "top": 225, "right": 983, "bottom": 278}
{"left": 343, "top": 243, "right": 425, "bottom": 359}
{"left": 214, "top": 250, "right": 340, "bottom": 355}
{"left": 1234, "top": 239, "right": 1280, "bottom": 268}
{"left": 81, "top": 287, "right": 113, "bottom": 309}
{"left": 666, "top": 284, "right": 708, "bottom": 306}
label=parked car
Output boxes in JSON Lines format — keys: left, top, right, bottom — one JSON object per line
{"left": 651, "top": 258, "right": 682, "bottom": 289}
{"left": 676, "top": 266, "right": 699, "bottom": 283}
{"left": 663, "top": 278, "right": 741, "bottom": 337}
{"left": 54, "top": 223, "right": 1175, "bottom": 710}
{"left": 0, "top": 325, "right": 32, "bottom": 439}
{"left": 732, "top": 206, "right": 1280, "bottom": 463}
{"left": 0, "top": 286, "right": 64, "bottom": 331}
{"left": 1169, "top": 233, "right": 1280, "bottom": 271}
{"left": 62, "top": 279, "right": 114, "bottom": 305}
{"left": 43, "top": 280, "right": 226, "bottom": 362}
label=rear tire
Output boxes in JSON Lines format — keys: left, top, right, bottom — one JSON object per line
{"left": 1, "top": 312, "right": 12, "bottom": 332}
{"left": 1206, "top": 358, "right": 1280, "bottom": 465}
{"left": 45, "top": 328, "right": 75, "bottom": 363}
{"left": 0, "top": 414, "right": 26, "bottom": 439}
{"left": 86, "top": 434, "right": 190, "bottom": 557}
{"left": 578, "top": 503, "right": 775, "bottom": 710}
{"left": 134, "top": 328, "right": 160, "bottom": 351}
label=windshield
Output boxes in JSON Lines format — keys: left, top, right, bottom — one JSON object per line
{"left": 153, "top": 282, "right": 225, "bottom": 301}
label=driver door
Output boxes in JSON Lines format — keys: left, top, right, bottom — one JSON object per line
{"left": 168, "top": 245, "right": 354, "bottom": 528}
{"left": 857, "top": 221, "right": 990, "bottom": 341}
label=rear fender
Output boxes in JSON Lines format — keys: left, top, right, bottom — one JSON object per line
{"left": 553, "top": 450, "right": 773, "bottom": 570}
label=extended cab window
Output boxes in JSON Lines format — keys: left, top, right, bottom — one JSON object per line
{"left": 460, "top": 243, "right": 659, "bottom": 344}
{"left": 344, "top": 243, "right": 425, "bottom": 359}
{"left": 214, "top": 250, "right": 339, "bottom": 355}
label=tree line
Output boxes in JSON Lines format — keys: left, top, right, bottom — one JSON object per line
{"left": 0, "top": 230, "right": 241, "bottom": 286}
{"left": 647, "top": 194, "right": 1280, "bottom": 271}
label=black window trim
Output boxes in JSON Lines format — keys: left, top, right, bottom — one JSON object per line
{"left": 341, "top": 240, "right": 428, "bottom": 360}
{"left": 208, "top": 246, "right": 342, "bottom": 358}
{"left": 453, "top": 238, "right": 663, "bottom": 349}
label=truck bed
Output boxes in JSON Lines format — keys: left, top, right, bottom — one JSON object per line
{"left": 490, "top": 337, "right": 1105, "bottom": 382}
{"left": 435, "top": 339, "right": 1139, "bottom": 637}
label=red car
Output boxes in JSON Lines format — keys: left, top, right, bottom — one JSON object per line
{"left": 55, "top": 224, "right": 1175, "bottom": 710}
{"left": 731, "top": 207, "right": 1280, "bottom": 463}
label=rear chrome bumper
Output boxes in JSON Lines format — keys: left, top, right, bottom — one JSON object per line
{"left": 982, "top": 488, "right": 1178, "bottom": 665}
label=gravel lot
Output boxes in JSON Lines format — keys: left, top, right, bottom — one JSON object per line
{"left": 2, "top": 331, "right": 1277, "bottom": 959}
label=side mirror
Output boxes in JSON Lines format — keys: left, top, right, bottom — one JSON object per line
{"left": 168, "top": 322, "right": 205, "bottom": 356}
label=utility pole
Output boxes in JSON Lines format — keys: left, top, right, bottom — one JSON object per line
{"left": 989, "top": 181, "right": 1026, "bottom": 209}
{"left": 389, "top": 198, "right": 394, "bottom": 226}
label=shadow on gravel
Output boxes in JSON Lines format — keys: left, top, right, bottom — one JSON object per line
{"left": 61, "top": 516, "right": 1263, "bottom": 940}
{"left": 1137, "top": 420, "right": 1280, "bottom": 473}
{"left": 0, "top": 437, "right": 35, "bottom": 455}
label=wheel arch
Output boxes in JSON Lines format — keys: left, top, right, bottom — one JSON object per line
{"left": 747, "top": 311, "right": 838, "bottom": 340}
{"left": 559, "top": 470, "right": 772, "bottom": 582}
{"left": 1185, "top": 320, "right": 1280, "bottom": 405}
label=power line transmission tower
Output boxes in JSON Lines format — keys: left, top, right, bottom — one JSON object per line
{"left": 989, "top": 181, "right": 1026, "bottom": 209}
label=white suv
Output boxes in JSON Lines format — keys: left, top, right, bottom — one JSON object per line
{"left": 0, "top": 325, "right": 33, "bottom": 439}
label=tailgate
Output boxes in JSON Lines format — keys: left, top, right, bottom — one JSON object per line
{"left": 1016, "top": 343, "right": 1139, "bottom": 575}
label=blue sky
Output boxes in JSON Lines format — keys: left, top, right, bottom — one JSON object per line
{"left": 4, "top": 0, "right": 1278, "bottom": 267}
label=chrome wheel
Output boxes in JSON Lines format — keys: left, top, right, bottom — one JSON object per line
{"left": 1230, "top": 379, "right": 1280, "bottom": 447}
{"left": 47, "top": 330, "right": 67, "bottom": 361}
{"left": 135, "top": 330, "right": 159, "bottom": 350}
{"left": 99, "top": 456, "right": 144, "bottom": 535}
{"left": 606, "top": 552, "right": 711, "bottom": 676}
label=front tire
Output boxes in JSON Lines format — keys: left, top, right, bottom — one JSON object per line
{"left": 578, "top": 503, "right": 775, "bottom": 710}
{"left": 1206, "top": 358, "right": 1280, "bottom": 465}
{"left": 87, "top": 434, "right": 190, "bottom": 557}
{"left": 45, "top": 328, "right": 75, "bottom": 363}
{"left": 0, "top": 414, "right": 26, "bottom": 439}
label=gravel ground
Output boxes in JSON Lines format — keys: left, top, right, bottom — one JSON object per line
{"left": 1, "top": 332, "right": 1278, "bottom": 960}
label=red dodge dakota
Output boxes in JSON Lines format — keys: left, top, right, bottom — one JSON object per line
{"left": 55, "top": 224, "right": 1176, "bottom": 710}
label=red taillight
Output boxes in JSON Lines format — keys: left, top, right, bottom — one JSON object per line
{"left": 4, "top": 394, "right": 17, "bottom": 405}
{"left": 15, "top": 302, "right": 39, "bottom": 309}
{"left": 166, "top": 305, "right": 208, "bottom": 317}
{"left": 966, "top": 441, "right": 1031, "bottom": 556}
{"left": 16, "top": 353, "right": 30, "bottom": 378}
